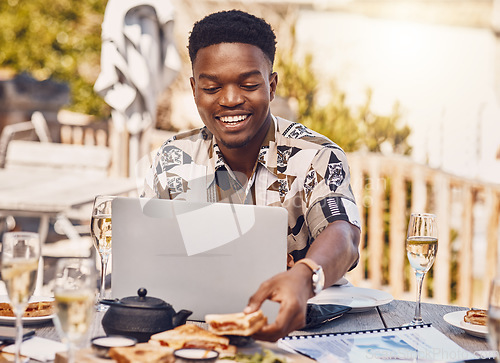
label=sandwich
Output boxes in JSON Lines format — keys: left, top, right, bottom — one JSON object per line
{"left": 108, "top": 343, "right": 174, "bottom": 363}
{"left": 0, "top": 300, "right": 54, "bottom": 317}
{"left": 205, "top": 310, "right": 267, "bottom": 336}
{"left": 149, "top": 324, "right": 236, "bottom": 356}
{"left": 464, "top": 309, "right": 487, "bottom": 326}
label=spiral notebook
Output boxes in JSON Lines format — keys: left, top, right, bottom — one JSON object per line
{"left": 278, "top": 324, "right": 477, "bottom": 363}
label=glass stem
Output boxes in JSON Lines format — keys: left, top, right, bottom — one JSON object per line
{"left": 14, "top": 307, "right": 23, "bottom": 363}
{"left": 67, "top": 342, "right": 75, "bottom": 363}
{"left": 99, "top": 256, "right": 109, "bottom": 301}
{"left": 413, "top": 271, "right": 425, "bottom": 325}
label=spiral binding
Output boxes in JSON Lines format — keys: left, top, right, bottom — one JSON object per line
{"left": 283, "top": 323, "right": 432, "bottom": 340}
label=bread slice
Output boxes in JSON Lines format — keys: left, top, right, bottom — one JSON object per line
{"left": 149, "top": 324, "right": 236, "bottom": 356}
{"left": 0, "top": 300, "right": 54, "bottom": 317}
{"left": 108, "top": 343, "right": 174, "bottom": 363}
{"left": 464, "top": 309, "right": 487, "bottom": 326}
{"left": 205, "top": 310, "right": 267, "bottom": 336}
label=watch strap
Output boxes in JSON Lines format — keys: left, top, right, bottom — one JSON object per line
{"left": 295, "top": 258, "right": 320, "bottom": 274}
{"left": 295, "top": 258, "right": 325, "bottom": 295}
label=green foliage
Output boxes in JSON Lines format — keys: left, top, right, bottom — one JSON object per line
{"left": 275, "top": 49, "right": 412, "bottom": 154}
{"left": 0, "top": 0, "right": 109, "bottom": 117}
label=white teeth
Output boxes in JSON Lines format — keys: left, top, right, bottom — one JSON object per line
{"left": 220, "top": 115, "right": 247, "bottom": 123}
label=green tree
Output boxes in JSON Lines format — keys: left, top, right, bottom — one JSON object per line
{"left": 0, "top": 0, "right": 109, "bottom": 117}
{"left": 275, "top": 49, "right": 411, "bottom": 154}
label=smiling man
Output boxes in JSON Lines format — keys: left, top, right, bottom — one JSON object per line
{"left": 143, "top": 10, "right": 361, "bottom": 341}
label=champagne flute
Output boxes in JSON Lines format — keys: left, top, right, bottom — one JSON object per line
{"left": 53, "top": 258, "right": 96, "bottom": 363}
{"left": 90, "top": 195, "right": 114, "bottom": 311}
{"left": 406, "top": 213, "right": 438, "bottom": 325}
{"left": 488, "top": 277, "right": 500, "bottom": 362}
{"left": 1, "top": 232, "right": 40, "bottom": 363}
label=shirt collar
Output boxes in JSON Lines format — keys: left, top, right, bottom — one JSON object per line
{"left": 257, "top": 115, "right": 278, "bottom": 177}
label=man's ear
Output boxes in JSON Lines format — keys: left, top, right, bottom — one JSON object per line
{"left": 190, "top": 77, "right": 196, "bottom": 97}
{"left": 269, "top": 72, "right": 278, "bottom": 102}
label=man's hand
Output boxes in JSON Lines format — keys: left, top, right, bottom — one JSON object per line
{"left": 243, "top": 263, "right": 314, "bottom": 342}
{"left": 244, "top": 220, "right": 360, "bottom": 342}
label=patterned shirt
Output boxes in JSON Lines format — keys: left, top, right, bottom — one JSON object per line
{"left": 142, "top": 116, "right": 361, "bottom": 262}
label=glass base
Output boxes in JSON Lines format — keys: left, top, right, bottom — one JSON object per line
{"left": 403, "top": 319, "right": 425, "bottom": 327}
{"left": 95, "top": 302, "right": 109, "bottom": 312}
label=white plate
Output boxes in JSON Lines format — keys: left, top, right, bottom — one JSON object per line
{"left": 0, "top": 295, "right": 55, "bottom": 325}
{"left": 308, "top": 285, "right": 394, "bottom": 313}
{"left": 443, "top": 310, "right": 488, "bottom": 339}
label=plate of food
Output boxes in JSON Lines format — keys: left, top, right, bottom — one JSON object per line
{"left": 443, "top": 309, "right": 488, "bottom": 339}
{"left": 0, "top": 295, "right": 55, "bottom": 325}
{"left": 308, "top": 285, "right": 394, "bottom": 313}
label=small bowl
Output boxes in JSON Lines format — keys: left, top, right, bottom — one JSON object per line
{"left": 91, "top": 335, "right": 137, "bottom": 358}
{"left": 174, "top": 348, "right": 219, "bottom": 362}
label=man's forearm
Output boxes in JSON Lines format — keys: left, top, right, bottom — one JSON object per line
{"left": 304, "top": 220, "right": 361, "bottom": 288}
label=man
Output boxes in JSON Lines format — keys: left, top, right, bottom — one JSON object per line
{"left": 142, "top": 10, "right": 361, "bottom": 342}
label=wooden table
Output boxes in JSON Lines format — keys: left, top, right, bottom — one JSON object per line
{"left": 0, "top": 168, "right": 137, "bottom": 293}
{"left": 22, "top": 300, "right": 491, "bottom": 362}
{"left": 0, "top": 169, "right": 137, "bottom": 241}
{"left": 292, "top": 300, "right": 490, "bottom": 355}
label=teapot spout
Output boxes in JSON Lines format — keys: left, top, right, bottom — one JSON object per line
{"left": 173, "top": 309, "right": 192, "bottom": 327}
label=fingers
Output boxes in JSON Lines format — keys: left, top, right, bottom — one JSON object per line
{"left": 253, "top": 299, "right": 306, "bottom": 342}
{"left": 245, "top": 278, "right": 276, "bottom": 314}
{"left": 245, "top": 269, "right": 310, "bottom": 341}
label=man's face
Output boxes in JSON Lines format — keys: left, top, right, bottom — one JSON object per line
{"left": 190, "top": 43, "right": 277, "bottom": 150}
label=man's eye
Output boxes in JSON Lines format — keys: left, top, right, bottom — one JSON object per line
{"left": 202, "top": 87, "right": 220, "bottom": 93}
{"left": 242, "top": 84, "right": 259, "bottom": 90}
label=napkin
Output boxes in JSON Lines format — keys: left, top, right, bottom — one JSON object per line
{"left": 304, "top": 303, "right": 352, "bottom": 329}
{"left": 3, "top": 337, "right": 66, "bottom": 362}
{"left": 333, "top": 277, "right": 350, "bottom": 286}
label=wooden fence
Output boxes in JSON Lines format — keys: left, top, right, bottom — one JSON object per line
{"left": 346, "top": 152, "right": 500, "bottom": 309}
{"left": 57, "top": 114, "right": 174, "bottom": 178}
{"left": 54, "top": 118, "right": 500, "bottom": 308}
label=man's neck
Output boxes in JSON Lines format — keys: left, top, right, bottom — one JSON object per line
{"left": 217, "top": 116, "right": 272, "bottom": 181}
{"left": 218, "top": 141, "right": 260, "bottom": 181}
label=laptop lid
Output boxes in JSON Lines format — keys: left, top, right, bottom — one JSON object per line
{"left": 111, "top": 197, "right": 288, "bottom": 321}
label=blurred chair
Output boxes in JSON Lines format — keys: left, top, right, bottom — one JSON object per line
{"left": 0, "top": 112, "right": 111, "bottom": 258}
{"left": 0, "top": 111, "right": 51, "bottom": 168}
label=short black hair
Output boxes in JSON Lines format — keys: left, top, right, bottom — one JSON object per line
{"left": 188, "top": 10, "right": 277, "bottom": 66}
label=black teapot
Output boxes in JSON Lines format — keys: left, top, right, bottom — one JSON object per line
{"left": 101, "top": 288, "right": 192, "bottom": 342}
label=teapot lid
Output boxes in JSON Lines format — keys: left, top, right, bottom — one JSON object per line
{"left": 118, "top": 288, "right": 171, "bottom": 309}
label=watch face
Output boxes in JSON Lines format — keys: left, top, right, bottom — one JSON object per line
{"left": 312, "top": 266, "right": 325, "bottom": 295}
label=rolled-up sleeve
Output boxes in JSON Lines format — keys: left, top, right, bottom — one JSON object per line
{"left": 305, "top": 147, "right": 361, "bottom": 240}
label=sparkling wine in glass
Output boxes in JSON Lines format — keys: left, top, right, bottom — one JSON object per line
{"left": 488, "top": 277, "right": 500, "bottom": 362}
{"left": 53, "top": 258, "right": 96, "bottom": 363}
{"left": 406, "top": 213, "right": 438, "bottom": 325}
{"left": 1, "top": 232, "right": 40, "bottom": 363}
{"left": 90, "top": 195, "right": 114, "bottom": 311}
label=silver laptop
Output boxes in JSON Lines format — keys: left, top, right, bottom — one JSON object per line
{"left": 111, "top": 197, "right": 288, "bottom": 321}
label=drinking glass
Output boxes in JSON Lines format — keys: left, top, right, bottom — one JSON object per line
{"left": 1, "top": 232, "right": 40, "bottom": 363}
{"left": 53, "top": 258, "right": 96, "bottom": 363}
{"left": 406, "top": 213, "right": 438, "bottom": 325}
{"left": 90, "top": 195, "right": 114, "bottom": 311}
{"left": 488, "top": 277, "right": 500, "bottom": 361}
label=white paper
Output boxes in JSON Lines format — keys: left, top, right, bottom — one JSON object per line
{"left": 279, "top": 325, "right": 478, "bottom": 363}
{"left": 3, "top": 337, "right": 66, "bottom": 362}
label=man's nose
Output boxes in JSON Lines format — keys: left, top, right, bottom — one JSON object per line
{"left": 219, "top": 85, "right": 244, "bottom": 107}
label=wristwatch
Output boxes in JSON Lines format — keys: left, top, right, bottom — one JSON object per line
{"left": 295, "top": 258, "right": 325, "bottom": 295}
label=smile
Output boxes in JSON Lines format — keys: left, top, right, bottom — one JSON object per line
{"left": 219, "top": 115, "right": 248, "bottom": 124}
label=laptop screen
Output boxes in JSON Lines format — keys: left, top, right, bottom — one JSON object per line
{"left": 111, "top": 197, "right": 288, "bottom": 321}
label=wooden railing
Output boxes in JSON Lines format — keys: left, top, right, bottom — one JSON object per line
{"left": 58, "top": 114, "right": 109, "bottom": 148}
{"left": 346, "top": 152, "right": 500, "bottom": 309}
